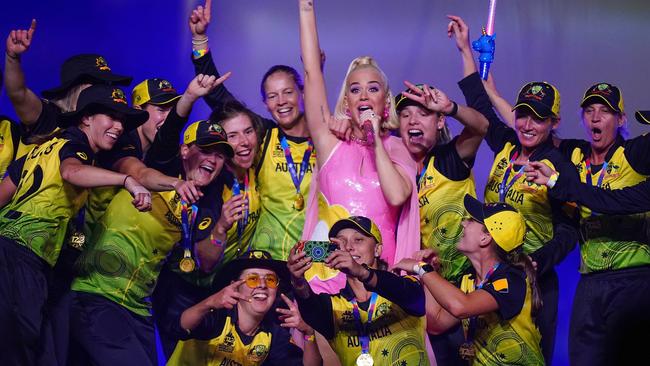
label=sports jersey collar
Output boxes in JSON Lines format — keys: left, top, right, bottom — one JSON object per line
{"left": 465, "top": 261, "right": 509, "bottom": 285}
{"left": 229, "top": 304, "right": 274, "bottom": 336}
{"left": 513, "top": 136, "right": 555, "bottom": 163}
{"left": 278, "top": 127, "right": 310, "bottom": 144}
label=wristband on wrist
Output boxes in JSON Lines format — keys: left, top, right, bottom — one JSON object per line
{"left": 546, "top": 172, "right": 559, "bottom": 189}
{"left": 413, "top": 261, "right": 435, "bottom": 276}
{"left": 5, "top": 51, "right": 19, "bottom": 60}
{"left": 444, "top": 101, "right": 459, "bottom": 117}
{"left": 191, "top": 36, "right": 208, "bottom": 45}
{"left": 123, "top": 175, "right": 132, "bottom": 187}
{"left": 210, "top": 234, "right": 224, "bottom": 248}
{"left": 192, "top": 48, "right": 209, "bottom": 58}
{"left": 303, "top": 333, "right": 316, "bottom": 342}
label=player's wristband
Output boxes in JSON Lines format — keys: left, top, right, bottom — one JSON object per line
{"left": 546, "top": 172, "right": 559, "bottom": 189}
{"left": 444, "top": 101, "right": 459, "bottom": 117}
{"left": 413, "top": 261, "right": 435, "bottom": 276}
{"left": 192, "top": 47, "right": 209, "bottom": 59}
{"left": 303, "top": 333, "right": 316, "bottom": 342}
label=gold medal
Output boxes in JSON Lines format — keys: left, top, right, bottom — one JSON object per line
{"left": 68, "top": 231, "right": 86, "bottom": 250}
{"left": 459, "top": 342, "right": 476, "bottom": 360}
{"left": 356, "top": 353, "right": 374, "bottom": 366}
{"left": 179, "top": 249, "right": 195, "bottom": 273}
{"left": 294, "top": 193, "right": 305, "bottom": 211}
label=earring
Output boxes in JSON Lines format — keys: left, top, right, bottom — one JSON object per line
{"left": 383, "top": 103, "right": 390, "bottom": 119}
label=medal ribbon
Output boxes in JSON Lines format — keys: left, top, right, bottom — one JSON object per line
{"left": 232, "top": 172, "right": 251, "bottom": 252}
{"left": 75, "top": 207, "right": 86, "bottom": 231}
{"left": 350, "top": 292, "right": 379, "bottom": 355}
{"left": 582, "top": 158, "right": 609, "bottom": 217}
{"left": 180, "top": 199, "right": 197, "bottom": 253}
{"left": 279, "top": 136, "right": 313, "bottom": 196}
{"left": 498, "top": 150, "right": 526, "bottom": 202}
{"left": 466, "top": 263, "right": 501, "bottom": 342}
{"left": 417, "top": 161, "right": 428, "bottom": 188}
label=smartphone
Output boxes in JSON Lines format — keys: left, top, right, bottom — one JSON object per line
{"left": 302, "top": 241, "right": 338, "bottom": 262}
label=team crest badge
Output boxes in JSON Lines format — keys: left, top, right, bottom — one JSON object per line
{"left": 95, "top": 56, "right": 111, "bottom": 71}
{"left": 247, "top": 344, "right": 269, "bottom": 362}
{"left": 111, "top": 89, "right": 127, "bottom": 104}
{"left": 158, "top": 79, "right": 176, "bottom": 93}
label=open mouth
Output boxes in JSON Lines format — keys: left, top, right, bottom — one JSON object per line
{"left": 106, "top": 132, "right": 119, "bottom": 141}
{"left": 591, "top": 127, "right": 602, "bottom": 141}
{"left": 199, "top": 164, "right": 215, "bottom": 175}
{"left": 407, "top": 129, "right": 424, "bottom": 144}
{"left": 236, "top": 148, "right": 252, "bottom": 157}
{"left": 277, "top": 107, "right": 293, "bottom": 117}
{"left": 252, "top": 293, "right": 268, "bottom": 301}
{"left": 358, "top": 105, "right": 373, "bottom": 113}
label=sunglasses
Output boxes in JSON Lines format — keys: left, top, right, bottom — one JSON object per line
{"left": 241, "top": 273, "right": 279, "bottom": 289}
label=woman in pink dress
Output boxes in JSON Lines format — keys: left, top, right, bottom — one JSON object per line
{"left": 298, "top": 0, "right": 419, "bottom": 293}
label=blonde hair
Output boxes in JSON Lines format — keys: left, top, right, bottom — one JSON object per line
{"left": 334, "top": 56, "right": 399, "bottom": 131}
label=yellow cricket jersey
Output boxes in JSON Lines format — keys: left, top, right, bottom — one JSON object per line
{"left": 484, "top": 142, "right": 556, "bottom": 254}
{"left": 460, "top": 264, "right": 544, "bottom": 365}
{"left": 565, "top": 137, "right": 650, "bottom": 273}
{"left": 250, "top": 127, "right": 316, "bottom": 260}
{"left": 168, "top": 314, "right": 272, "bottom": 366}
{"left": 329, "top": 291, "right": 429, "bottom": 365}
{"left": 0, "top": 127, "right": 93, "bottom": 266}
{"left": 221, "top": 168, "right": 260, "bottom": 264}
{"left": 419, "top": 140, "right": 476, "bottom": 282}
{"left": 0, "top": 117, "right": 21, "bottom": 179}
{"left": 72, "top": 189, "right": 184, "bottom": 316}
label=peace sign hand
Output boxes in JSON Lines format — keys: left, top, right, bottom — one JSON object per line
{"left": 204, "top": 279, "right": 250, "bottom": 310}
{"left": 276, "top": 293, "right": 314, "bottom": 335}
{"left": 6, "top": 19, "right": 36, "bottom": 58}
{"left": 401, "top": 80, "right": 454, "bottom": 115}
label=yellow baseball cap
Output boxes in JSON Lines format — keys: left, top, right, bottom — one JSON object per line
{"left": 182, "top": 120, "right": 234, "bottom": 158}
{"left": 463, "top": 194, "right": 526, "bottom": 253}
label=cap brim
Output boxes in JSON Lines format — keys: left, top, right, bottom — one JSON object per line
{"left": 216, "top": 257, "right": 290, "bottom": 289}
{"left": 328, "top": 219, "right": 375, "bottom": 241}
{"left": 195, "top": 140, "right": 234, "bottom": 158}
{"left": 580, "top": 95, "right": 622, "bottom": 113}
{"left": 42, "top": 72, "right": 133, "bottom": 99}
{"left": 463, "top": 194, "right": 485, "bottom": 224}
{"left": 635, "top": 110, "right": 650, "bottom": 125}
{"left": 147, "top": 93, "right": 181, "bottom": 106}
{"left": 512, "top": 102, "right": 555, "bottom": 119}
{"left": 58, "top": 102, "right": 149, "bottom": 131}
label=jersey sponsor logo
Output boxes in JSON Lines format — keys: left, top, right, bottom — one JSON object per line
{"left": 217, "top": 331, "right": 236, "bottom": 353}
{"left": 420, "top": 174, "right": 435, "bottom": 189}
{"left": 165, "top": 211, "right": 182, "bottom": 229}
{"left": 247, "top": 344, "right": 269, "bottom": 363}
{"left": 198, "top": 217, "right": 212, "bottom": 230}
{"left": 346, "top": 326, "right": 393, "bottom": 347}
{"left": 418, "top": 195, "right": 430, "bottom": 208}
{"left": 76, "top": 152, "right": 88, "bottom": 161}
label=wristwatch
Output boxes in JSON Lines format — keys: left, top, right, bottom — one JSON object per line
{"left": 413, "top": 262, "right": 435, "bottom": 276}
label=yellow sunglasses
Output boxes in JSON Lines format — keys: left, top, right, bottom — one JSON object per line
{"left": 241, "top": 273, "right": 279, "bottom": 289}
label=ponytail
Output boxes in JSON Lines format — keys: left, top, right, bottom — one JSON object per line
{"left": 496, "top": 246, "right": 542, "bottom": 317}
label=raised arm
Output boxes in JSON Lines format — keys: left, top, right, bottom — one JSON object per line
{"left": 298, "top": 0, "right": 338, "bottom": 162}
{"left": 401, "top": 80, "right": 487, "bottom": 163}
{"left": 4, "top": 19, "right": 42, "bottom": 125}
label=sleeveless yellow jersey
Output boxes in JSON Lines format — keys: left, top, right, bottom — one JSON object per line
{"left": 460, "top": 264, "right": 544, "bottom": 365}
{"left": 168, "top": 314, "right": 272, "bottom": 366}
{"left": 0, "top": 127, "right": 93, "bottom": 266}
{"left": 72, "top": 189, "right": 183, "bottom": 316}
{"left": 566, "top": 138, "right": 650, "bottom": 273}
{"left": 221, "top": 168, "right": 260, "bottom": 264}
{"left": 484, "top": 142, "right": 556, "bottom": 254}
{"left": 250, "top": 127, "right": 316, "bottom": 260}
{"left": 329, "top": 291, "right": 429, "bottom": 365}
{"left": 419, "top": 141, "right": 476, "bottom": 282}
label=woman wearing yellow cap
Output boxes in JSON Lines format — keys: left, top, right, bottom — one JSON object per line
{"left": 394, "top": 195, "right": 544, "bottom": 365}
{"left": 449, "top": 15, "right": 579, "bottom": 363}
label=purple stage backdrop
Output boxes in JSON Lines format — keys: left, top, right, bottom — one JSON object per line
{"left": 2, "top": 1, "right": 650, "bottom": 365}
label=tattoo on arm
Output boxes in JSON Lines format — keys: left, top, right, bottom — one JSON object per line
{"left": 321, "top": 105, "right": 327, "bottom": 124}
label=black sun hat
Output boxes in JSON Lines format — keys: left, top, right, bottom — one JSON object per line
{"left": 634, "top": 110, "right": 650, "bottom": 125}
{"left": 219, "top": 250, "right": 289, "bottom": 285}
{"left": 42, "top": 54, "right": 132, "bottom": 99}
{"left": 58, "top": 85, "right": 148, "bottom": 131}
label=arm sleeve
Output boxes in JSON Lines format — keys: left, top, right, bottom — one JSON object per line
{"left": 529, "top": 155, "right": 580, "bottom": 274}
{"left": 144, "top": 105, "right": 187, "bottom": 169}
{"left": 481, "top": 267, "right": 527, "bottom": 320}
{"left": 58, "top": 141, "right": 94, "bottom": 165}
{"left": 364, "top": 271, "right": 425, "bottom": 316}
{"left": 432, "top": 137, "right": 473, "bottom": 180}
{"left": 263, "top": 324, "right": 304, "bottom": 366}
{"left": 295, "top": 291, "right": 335, "bottom": 339}
{"left": 6, "top": 156, "right": 26, "bottom": 184}
{"left": 458, "top": 72, "right": 516, "bottom": 153}
{"left": 623, "top": 133, "right": 650, "bottom": 175}
{"left": 19, "top": 99, "right": 60, "bottom": 141}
